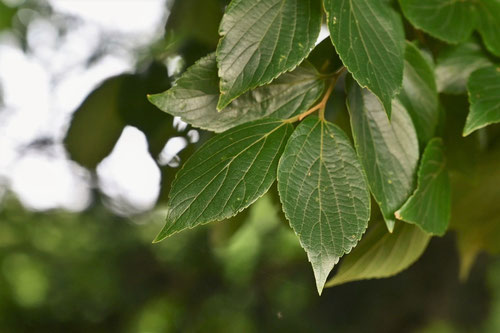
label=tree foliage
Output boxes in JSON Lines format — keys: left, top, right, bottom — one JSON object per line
{"left": 65, "top": 0, "right": 500, "bottom": 294}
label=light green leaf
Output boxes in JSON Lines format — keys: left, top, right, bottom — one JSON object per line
{"left": 326, "top": 220, "right": 430, "bottom": 287}
{"left": 464, "top": 66, "right": 500, "bottom": 136}
{"left": 324, "top": 0, "right": 405, "bottom": 116}
{"left": 216, "top": 0, "right": 321, "bottom": 109}
{"left": 399, "top": 0, "right": 477, "bottom": 43}
{"left": 395, "top": 138, "right": 451, "bottom": 236}
{"left": 476, "top": 0, "right": 500, "bottom": 56}
{"left": 277, "top": 117, "right": 371, "bottom": 295}
{"left": 149, "top": 54, "right": 325, "bottom": 133}
{"left": 435, "top": 41, "right": 492, "bottom": 95}
{"left": 397, "top": 42, "right": 439, "bottom": 145}
{"left": 346, "top": 77, "right": 419, "bottom": 232}
{"left": 154, "top": 119, "right": 293, "bottom": 242}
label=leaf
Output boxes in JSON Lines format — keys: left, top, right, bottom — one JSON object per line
{"left": 154, "top": 119, "right": 293, "bottom": 242}
{"left": 464, "top": 66, "right": 500, "bottom": 136}
{"left": 451, "top": 148, "right": 500, "bottom": 279}
{"left": 395, "top": 138, "right": 451, "bottom": 236}
{"left": 324, "top": 0, "right": 405, "bottom": 116}
{"left": 346, "top": 77, "right": 419, "bottom": 232}
{"left": 216, "top": 0, "right": 321, "bottom": 109}
{"left": 476, "top": 0, "right": 500, "bottom": 56}
{"left": 149, "top": 53, "right": 325, "bottom": 133}
{"left": 399, "top": 0, "right": 477, "bottom": 43}
{"left": 435, "top": 41, "right": 492, "bottom": 95}
{"left": 64, "top": 76, "right": 126, "bottom": 170}
{"left": 325, "top": 220, "right": 430, "bottom": 287}
{"left": 397, "top": 42, "right": 439, "bottom": 145}
{"left": 165, "top": 0, "right": 224, "bottom": 47}
{"left": 277, "top": 117, "right": 371, "bottom": 294}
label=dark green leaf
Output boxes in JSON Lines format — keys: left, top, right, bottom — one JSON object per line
{"left": 346, "top": 77, "right": 419, "bottom": 232}
{"left": 324, "top": 0, "right": 405, "bottom": 116}
{"left": 464, "top": 66, "right": 500, "bottom": 136}
{"left": 398, "top": 42, "right": 439, "bottom": 145}
{"left": 277, "top": 117, "right": 371, "bottom": 294}
{"left": 435, "top": 41, "right": 492, "bottom": 94}
{"left": 399, "top": 0, "right": 477, "bottom": 43}
{"left": 154, "top": 119, "right": 293, "bottom": 242}
{"left": 476, "top": 0, "right": 500, "bottom": 56}
{"left": 64, "top": 76, "right": 127, "bottom": 170}
{"left": 149, "top": 53, "right": 325, "bottom": 133}
{"left": 326, "top": 220, "right": 430, "bottom": 287}
{"left": 216, "top": 0, "right": 321, "bottom": 109}
{"left": 395, "top": 138, "right": 451, "bottom": 236}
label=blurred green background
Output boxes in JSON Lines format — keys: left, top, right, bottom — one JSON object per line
{"left": 0, "top": 0, "right": 499, "bottom": 332}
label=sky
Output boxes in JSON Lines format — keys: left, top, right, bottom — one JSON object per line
{"left": 0, "top": 0, "right": 169, "bottom": 213}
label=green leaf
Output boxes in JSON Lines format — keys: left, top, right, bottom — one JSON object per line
{"left": 464, "top": 66, "right": 500, "bottom": 136}
{"left": 64, "top": 76, "right": 126, "bottom": 170}
{"left": 325, "top": 220, "right": 430, "bottom": 287}
{"left": 435, "top": 41, "right": 492, "bottom": 95}
{"left": 154, "top": 119, "right": 293, "bottom": 242}
{"left": 324, "top": 0, "right": 405, "bottom": 116}
{"left": 476, "top": 0, "right": 500, "bottom": 56}
{"left": 149, "top": 53, "right": 325, "bottom": 133}
{"left": 395, "top": 138, "right": 451, "bottom": 236}
{"left": 277, "top": 117, "right": 371, "bottom": 294}
{"left": 397, "top": 42, "right": 439, "bottom": 145}
{"left": 346, "top": 77, "right": 419, "bottom": 232}
{"left": 216, "top": 0, "right": 321, "bottom": 109}
{"left": 399, "top": 0, "right": 477, "bottom": 43}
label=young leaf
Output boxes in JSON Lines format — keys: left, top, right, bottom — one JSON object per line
{"left": 149, "top": 54, "right": 325, "bottom": 133}
{"left": 464, "top": 66, "right": 500, "bottom": 136}
{"left": 154, "top": 119, "right": 294, "bottom": 242}
{"left": 395, "top": 138, "right": 451, "bottom": 236}
{"left": 325, "top": 220, "right": 430, "bottom": 287}
{"left": 277, "top": 117, "right": 371, "bottom": 295}
{"left": 435, "top": 41, "right": 492, "bottom": 95}
{"left": 476, "top": 0, "right": 500, "bottom": 56}
{"left": 216, "top": 0, "right": 321, "bottom": 109}
{"left": 346, "top": 77, "right": 419, "bottom": 232}
{"left": 397, "top": 42, "right": 439, "bottom": 145}
{"left": 324, "top": 0, "right": 405, "bottom": 117}
{"left": 399, "top": 0, "right": 477, "bottom": 43}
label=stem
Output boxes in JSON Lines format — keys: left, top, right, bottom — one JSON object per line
{"left": 285, "top": 66, "right": 345, "bottom": 123}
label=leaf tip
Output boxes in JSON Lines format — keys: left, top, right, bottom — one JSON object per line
{"left": 310, "top": 255, "right": 338, "bottom": 296}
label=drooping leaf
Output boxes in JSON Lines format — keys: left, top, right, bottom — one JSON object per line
{"left": 326, "top": 220, "right": 430, "bottom": 287}
{"left": 397, "top": 42, "right": 439, "bottom": 145}
{"left": 395, "top": 138, "right": 451, "bottom": 236}
{"left": 464, "top": 66, "right": 500, "bottom": 136}
{"left": 435, "top": 41, "right": 492, "bottom": 94}
{"left": 399, "top": 0, "right": 477, "bottom": 43}
{"left": 154, "top": 119, "right": 293, "bottom": 242}
{"left": 346, "top": 77, "right": 419, "bottom": 232}
{"left": 476, "top": 0, "right": 500, "bottom": 56}
{"left": 324, "top": 0, "right": 405, "bottom": 116}
{"left": 64, "top": 76, "right": 127, "bottom": 170}
{"left": 451, "top": 148, "right": 500, "bottom": 279}
{"left": 149, "top": 53, "right": 325, "bottom": 133}
{"left": 277, "top": 117, "right": 371, "bottom": 294}
{"left": 215, "top": 0, "right": 321, "bottom": 110}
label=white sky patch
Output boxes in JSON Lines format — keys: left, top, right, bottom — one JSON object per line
{"left": 10, "top": 152, "right": 92, "bottom": 212}
{"left": 50, "top": 0, "right": 166, "bottom": 35}
{"left": 97, "top": 126, "right": 161, "bottom": 215}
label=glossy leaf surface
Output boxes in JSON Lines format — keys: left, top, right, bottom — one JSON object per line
{"left": 149, "top": 54, "right": 324, "bottom": 133}
{"left": 278, "top": 117, "right": 370, "bottom": 294}
{"left": 154, "top": 119, "right": 293, "bottom": 242}
{"left": 216, "top": 0, "right": 321, "bottom": 109}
